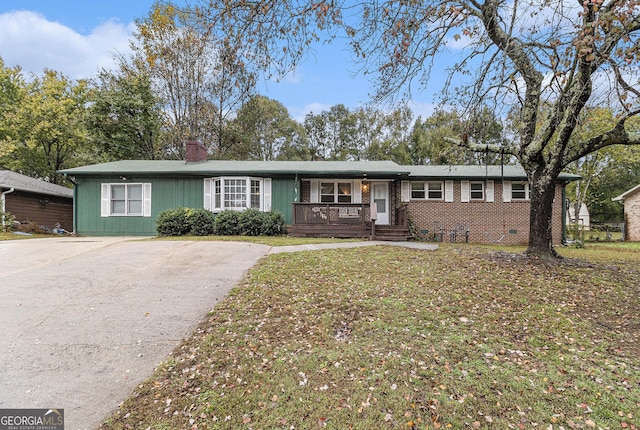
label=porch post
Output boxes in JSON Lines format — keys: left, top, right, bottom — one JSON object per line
{"left": 370, "top": 201, "right": 378, "bottom": 241}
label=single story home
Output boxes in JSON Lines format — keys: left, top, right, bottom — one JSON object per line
{"left": 612, "top": 184, "right": 640, "bottom": 241}
{"left": 1, "top": 170, "right": 74, "bottom": 232}
{"left": 59, "top": 141, "right": 579, "bottom": 244}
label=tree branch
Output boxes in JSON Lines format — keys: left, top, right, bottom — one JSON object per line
{"left": 444, "top": 135, "right": 517, "bottom": 156}
{"left": 563, "top": 111, "right": 640, "bottom": 165}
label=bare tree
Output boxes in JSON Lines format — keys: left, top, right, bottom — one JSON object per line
{"left": 195, "top": 0, "right": 640, "bottom": 258}
{"left": 128, "top": 2, "right": 255, "bottom": 158}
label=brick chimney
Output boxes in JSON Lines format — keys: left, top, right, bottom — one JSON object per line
{"left": 185, "top": 140, "right": 208, "bottom": 163}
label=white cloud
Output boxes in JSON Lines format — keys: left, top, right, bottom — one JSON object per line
{"left": 0, "top": 10, "right": 134, "bottom": 79}
{"left": 407, "top": 100, "right": 438, "bottom": 120}
{"left": 289, "top": 102, "right": 333, "bottom": 123}
{"left": 280, "top": 68, "right": 303, "bottom": 84}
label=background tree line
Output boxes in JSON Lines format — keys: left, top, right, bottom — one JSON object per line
{"left": 1, "top": 1, "right": 638, "bottom": 229}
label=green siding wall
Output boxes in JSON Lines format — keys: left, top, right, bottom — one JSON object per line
{"left": 75, "top": 176, "right": 203, "bottom": 236}
{"left": 271, "top": 178, "right": 299, "bottom": 225}
{"left": 74, "top": 175, "right": 299, "bottom": 235}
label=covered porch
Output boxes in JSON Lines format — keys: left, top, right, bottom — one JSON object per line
{"left": 288, "top": 202, "right": 412, "bottom": 240}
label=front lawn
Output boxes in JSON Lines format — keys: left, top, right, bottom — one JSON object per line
{"left": 102, "top": 243, "right": 639, "bottom": 429}
{"left": 151, "top": 235, "right": 365, "bottom": 247}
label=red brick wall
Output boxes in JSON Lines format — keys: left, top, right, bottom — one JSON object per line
{"left": 299, "top": 179, "right": 566, "bottom": 244}
{"left": 402, "top": 181, "right": 565, "bottom": 245}
{"left": 185, "top": 140, "right": 208, "bottom": 162}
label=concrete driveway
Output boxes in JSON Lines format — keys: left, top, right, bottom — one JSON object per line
{"left": 0, "top": 237, "right": 269, "bottom": 430}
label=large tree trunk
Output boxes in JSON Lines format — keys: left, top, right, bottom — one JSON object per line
{"left": 525, "top": 169, "right": 561, "bottom": 259}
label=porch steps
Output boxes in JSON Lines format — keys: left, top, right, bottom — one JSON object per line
{"left": 287, "top": 224, "right": 369, "bottom": 239}
{"left": 287, "top": 224, "right": 413, "bottom": 241}
{"left": 370, "top": 225, "right": 414, "bottom": 241}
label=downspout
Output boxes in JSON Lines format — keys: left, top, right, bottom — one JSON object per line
{"left": 63, "top": 174, "right": 78, "bottom": 234}
{"left": 1, "top": 187, "right": 15, "bottom": 230}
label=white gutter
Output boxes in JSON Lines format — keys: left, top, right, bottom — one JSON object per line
{"left": 1, "top": 187, "right": 15, "bottom": 229}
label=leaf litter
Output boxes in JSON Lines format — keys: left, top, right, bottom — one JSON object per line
{"left": 100, "top": 244, "right": 639, "bottom": 430}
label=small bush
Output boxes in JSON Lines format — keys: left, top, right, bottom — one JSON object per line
{"left": 261, "top": 211, "right": 286, "bottom": 236}
{"left": 213, "top": 209, "right": 240, "bottom": 236}
{"left": 188, "top": 208, "right": 216, "bottom": 236}
{"left": 0, "top": 210, "right": 15, "bottom": 232}
{"left": 156, "top": 207, "right": 192, "bottom": 236}
{"left": 157, "top": 207, "right": 286, "bottom": 237}
{"left": 238, "top": 208, "right": 264, "bottom": 236}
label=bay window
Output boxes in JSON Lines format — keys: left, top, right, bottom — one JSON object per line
{"left": 208, "top": 177, "right": 269, "bottom": 211}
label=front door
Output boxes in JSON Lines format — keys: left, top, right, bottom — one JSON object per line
{"left": 372, "top": 182, "right": 389, "bottom": 225}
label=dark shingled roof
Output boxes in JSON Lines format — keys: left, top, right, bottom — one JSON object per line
{"left": 0, "top": 170, "right": 74, "bottom": 198}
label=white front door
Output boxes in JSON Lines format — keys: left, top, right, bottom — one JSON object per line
{"left": 372, "top": 182, "right": 389, "bottom": 225}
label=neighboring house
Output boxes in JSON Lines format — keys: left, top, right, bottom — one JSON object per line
{"left": 612, "top": 184, "right": 640, "bottom": 241}
{"left": 59, "top": 141, "right": 578, "bottom": 244}
{"left": 0, "top": 170, "right": 74, "bottom": 231}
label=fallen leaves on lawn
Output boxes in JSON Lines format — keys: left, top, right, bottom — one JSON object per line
{"left": 100, "top": 245, "right": 640, "bottom": 430}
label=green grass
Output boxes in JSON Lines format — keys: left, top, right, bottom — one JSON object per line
{"left": 149, "top": 235, "right": 365, "bottom": 246}
{"left": 100, "top": 243, "right": 640, "bottom": 430}
{"left": 0, "top": 232, "right": 363, "bottom": 247}
{"left": 0, "top": 232, "right": 54, "bottom": 240}
{"left": 584, "top": 241, "right": 640, "bottom": 251}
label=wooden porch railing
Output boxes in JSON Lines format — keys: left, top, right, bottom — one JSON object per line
{"left": 292, "top": 203, "right": 371, "bottom": 226}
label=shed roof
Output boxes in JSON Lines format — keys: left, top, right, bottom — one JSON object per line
{"left": 0, "top": 170, "right": 73, "bottom": 198}
{"left": 612, "top": 183, "right": 640, "bottom": 202}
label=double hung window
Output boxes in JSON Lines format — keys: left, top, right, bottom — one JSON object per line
{"left": 320, "top": 181, "right": 352, "bottom": 203}
{"left": 511, "top": 182, "right": 530, "bottom": 200}
{"left": 101, "top": 183, "right": 151, "bottom": 217}
{"left": 470, "top": 182, "right": 484, "bottom": 200}
{"left": 411, "top": 182, "right": 443, "bottom": 200}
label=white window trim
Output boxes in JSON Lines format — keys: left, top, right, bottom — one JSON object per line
{"left": 410, "top": 182, "right": 427, "bottom": 200}
{"left": 409, "top": 181, "right": 446, "bottom": 201}
{"left": 206, "top": 177, "right": 271, "bottom": 212}
{"left": 510, "top": 181, "right": 530, "bottom": 201}
{"left": 100, "top": 182, "right": 151, "bottom": 217}
{"left": 469, "top": 181, "right": 485, "bottom": 201}
{"left": 308, "top": 179, "right": 362, "bottom": 204}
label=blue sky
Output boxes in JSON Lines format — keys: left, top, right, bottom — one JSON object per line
{"left": 0, "top": 1, "right": 438, "bottom": 121}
